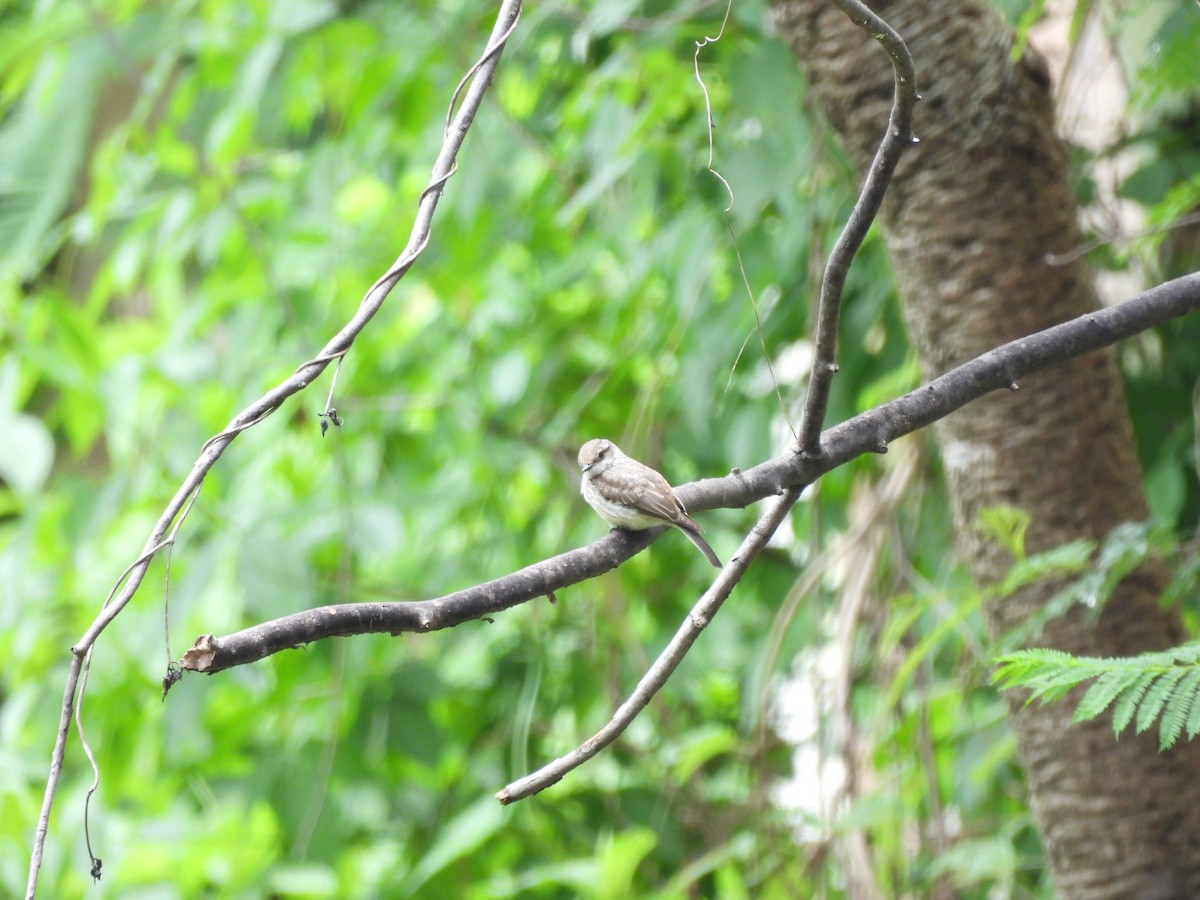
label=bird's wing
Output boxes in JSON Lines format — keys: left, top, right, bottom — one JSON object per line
{"left": 627, "top": 464, "right": 694, "bottom": 525}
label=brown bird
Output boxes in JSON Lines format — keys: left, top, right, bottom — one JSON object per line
{"left": 577, "top": 438, "right": 721, "bottom": 567}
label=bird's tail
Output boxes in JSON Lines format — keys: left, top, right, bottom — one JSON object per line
{"left": 679, "top": 525, "right": 721, "bottom": 568}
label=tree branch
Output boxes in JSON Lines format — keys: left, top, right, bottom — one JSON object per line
{"left": 180, "top": 271, "right": 1200, "bottom": 673}
{"left": 25, "top": 1, "right": 523, "bottom": 895}
{"left": 497, "top": 485, "right": 803, "bottom": 803}
{"left": 795, "top": 0, "right": 917, "bottom": 455}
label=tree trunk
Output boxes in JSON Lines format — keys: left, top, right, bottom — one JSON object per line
{"left": 770, "top": 1, "right": 1200, "bottom": 896}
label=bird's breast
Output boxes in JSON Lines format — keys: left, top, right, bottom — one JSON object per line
{"left": 581, "top": 477, "right": 661, "bottom": 530}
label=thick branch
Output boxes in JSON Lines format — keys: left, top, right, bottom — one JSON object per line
{"left": 181, "top": 271, "right": 1200, "bottom": 673}
{"left": 182, "top": 530, "right": 653, "bottom": 672}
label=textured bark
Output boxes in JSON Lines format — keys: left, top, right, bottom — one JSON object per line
{"left": 771, "top": 1, "right": 1200, "bottom": 896}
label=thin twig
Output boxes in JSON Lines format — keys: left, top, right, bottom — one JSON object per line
{"left": 693, "top": 2, "right": 735, "bottom": 212}
{"left": 1044, "top": 210, "right": 1200, "bottom": 266}
{"left": 75, "top": 479, "right": 202, "bottom": 878}
{"left": 24, "top": 1, "right": 523, "bottom": 894}
{"left": 496, "top": 485, "right": 804, "bottom": 803}
{"left": 27, "top": 658, "right": 84, "bottom": 899}
{"left": 795, "top": 0, "right": 918, "bottom": 456}
{"left": 692, "top": 2, "right": 796, "bottom": 436}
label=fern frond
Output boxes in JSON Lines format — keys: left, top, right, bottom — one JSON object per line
{"left": 1136, "top": 668, "right": 1187, "bottom": 735}
{"left": 994, "top": 641, "right": 1200, "bottom": 748}
{"left": 1186, "top": 675, "right": 1200, "bottom": 741}
{"left": 991, "top": 648, "right": 1077, "bottom": 691}
{"left": 1156, "top": 668, "right": 1200, "bottom": 749}
{"left": 1112, "top": 671, "right": 1159, "bottom": 734}
{"left": 1074, "top": 669, "right": 1134, "bottom": 721}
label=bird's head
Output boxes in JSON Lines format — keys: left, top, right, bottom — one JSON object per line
{"left": 578, "top": 438, "right": 617, "bottom": 474}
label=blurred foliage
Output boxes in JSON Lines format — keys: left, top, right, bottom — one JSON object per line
{"left": 0, "top": 0, "right": 1196, "bottom": 897}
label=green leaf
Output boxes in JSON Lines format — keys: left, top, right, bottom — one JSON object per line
{"left": 975, "top": 505, "right": 1031, "bottom": 561}
{"left": 1074, "top": 669, "right": 1135, "bottom": 722}
{"left": 596, "top": 828, "right": 659, "bottom": 900}
{"left": 997, "top": 539, "right": 1094, "bottom": 597}
{"left": 1158, "top": 667, "right": 1200, "bottom": 750}
{"left": 991, "top": 648, "right": 1076, "bottom": 690}
{"left": 1111, "top": 671, "right": 1159, "bottom": 735}
{"left": 0, "top": 40, "right": 100, "bottom": 277}
{"left": 670, "top": 724, "right": 738, "bottom": 783}
{"left": 1027, "top": 664, "right": 1099, "bottom": 704}
{"left": 1136, "top": 667, "right": 1188, "bottom": 735}
{"left": 1185, "top": 671, "right": 1200, "bottom": 740}
{"left": 397, "top": 796, "right": 508, "bottom": 896}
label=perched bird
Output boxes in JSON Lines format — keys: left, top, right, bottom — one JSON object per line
{"left": 577, "top": 438, "right": 721, "bottom": 568}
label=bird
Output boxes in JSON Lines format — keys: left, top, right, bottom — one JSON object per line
{"left": 577, "top": 438, "right": 721, "bottom": 567}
